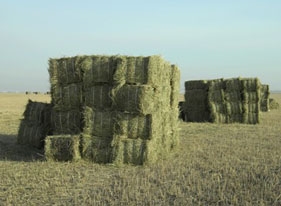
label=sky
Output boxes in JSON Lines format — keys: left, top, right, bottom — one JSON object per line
{"left": 0, "top": 0, "right": 281, "bottom": 92}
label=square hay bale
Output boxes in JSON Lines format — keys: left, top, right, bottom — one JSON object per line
{"left": 111, "top": 138, "right": 148, "bottom": 165}
{"left": 269, "top": 98, "right": 279, "bottom": 110}
{"left": 81, "top": 134, "right": 112, "bottom": 163}
{"left": 225, "top": 78, "right": 242, "bottom": 92}
{"left": 83, "top": 55, "right": 120, "bottom": 87}
{"left": 114, "top": 113, "right": 151, "bottom": 140}
{"left": 260, "top": 84, "right": 270, "bottom": 112}
{"left": 51, "top": 109, "right": 82, "bottom": 135}
{"left": 51, "top": 83, "right": 83, "bottom": 110}
{"left": 17, "top": 121, "right": 46, "bottom": 149}
{"left": 112, "top": 85, "right": 160, "bottom": 114}
{"left": 83, "top": 107, "right": 115, "bottom": 137}
{"left": 84, "top": 85, "right": 112, "bottom": 110}
{"left": 45, "top": 135, "right": 81, "bottom": 162}
{"left": 170, "top": 64, "right": 180, "bottom": 109}
{"left": 48, "top": 56, "right": 84, "bottom": 86}
{"left": 17, "top": 101, "right": 52, "bottom": 148}
{"left": 241, "top": 78, "right": 261, "bottom": 91}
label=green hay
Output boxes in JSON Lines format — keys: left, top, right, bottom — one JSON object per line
{"left": 185, "top": 80, "right": 208, "bottom": 90}
{"left": 170, "top": 64, "right": 181, "bottom": 109}
{"left": 241, "top": 78, "right": 261, "bottom": 91}
{"left": 51, "top": 109, "right": 81, "bottom": 135}
{"left": 269, "top": 98, "right": 279, "bottom": 110}
{"left": 112, "top": 138, "right": 147, "bottom": 165}
{"left": 208, "top": 78, "right": 225, "bottom": 91}
{"left": 227, "top": 114, "right": 243, "bottom": 123}
{"left": 17, "top": 100, "right": 52, "bottom": 148}
{"left": 81, "top": 134, "right": 112, "bottom": 163}
{"left": 242, "top": 91, "right": 261, "bottom": 103}
{"left": 83, "top": 107, "right": 115, "bottom": 137}
{"left": 184, "top": 89, "right": 208, "bottom": 106}
{"left": 84, "top": 85, "right": 112, "bottom": 110}
{"left": 45, "top": 135, "right": 81, "bottom": 162}
{"left": 260, "top": 85, "right": 270, "bottom": 112}
{"left": 51, "top": 83, "right": 83, "bottom": 110}
{"left": 48, "top": 56, "right": 84, "bottom": 86}
{"left": 114, "top": 113, "right": 151, "bottom": 140}
{"left": 17, "top": 121, "right": 46, "bottom": 149}
{"left": 243, "top": 113, "right": 260, "bottom": 124}
{"left": 208, "top": 89, "right": 225, "bottom": 103}
{"left": 224, "top": 91, "right": 242, "bottom": 102}
{"left": 226, "top": 102, "right": 243, "bottom": 115}
{"left": 225, "top": 78, "right": 242, "bottom": 92}
{"left": 112, "top": 85, "right": 160, "bottom": 115}
{"left": 83, "top": 55, "right": 119, "bottom": 87}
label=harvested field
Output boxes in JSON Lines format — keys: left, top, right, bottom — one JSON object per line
{"left": 0, "top": 93, "right": 281, "bottom": 205}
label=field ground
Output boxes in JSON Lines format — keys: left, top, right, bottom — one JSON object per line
{"left": 0, "top": 93, "right": 280, "bottom": 205}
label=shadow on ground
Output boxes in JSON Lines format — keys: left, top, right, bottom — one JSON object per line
{"left": 0, "top": 134, "right": 45, "bottom": 162}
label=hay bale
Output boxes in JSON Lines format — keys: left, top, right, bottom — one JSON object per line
{"left": 48, "top": 56, "right": 84, "bottom": 86}
{"left": 241, "top": 78, "right": 261, "bottom": 91}
{"left": 81, "top": 134, "right": 112, "bottom": 163}
{"left": 111, "top": 138, "right": 147, "bottom": 165}
{"left": 51, "top": 109, "right": 81, "bottom": 135}
{"left": 17, "top": 100, "right": 52, "bottom": 149}
{"left": 112, "top": 85, "right": 158, "bottom": 114}
{"left": 260, "top": 85, "right": 270, "bottom": 112}
{"left": 83, "top": 55, "right": 120, "bottom": 87}
{"left": 17, "top": 121, "right": 46, "bottom": 149}
{"left": 269, "top": 98, "right": 279, "bottom": 110}
{"left": 45, "top": 135, "right": 81, "bottom": 162}
{"left": 225, "top": 78, "right": 242, "bottom": 92}
{"left": 83, "top": 107, "right": 115, "bottom": 137}
{"left": 185, "top": 80, "right": 208, "bottom": 90}
{"left": 84, "top": 85, "right": 112, "bottom": 110}
{"left": 170, "top": 64, "right": 180, "bottom": 109}
{"left": 51, "top": 83, "right": 83, "bottom": 110}
{"left": 114, "top": 113, "right": 151, "bottom": 140}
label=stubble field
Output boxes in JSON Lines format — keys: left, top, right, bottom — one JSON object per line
{"left": 0, "top": 93, "right": 280, "bottom": 205}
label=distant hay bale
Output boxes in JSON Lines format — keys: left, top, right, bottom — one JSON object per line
{"left": 45, "top": 135, "right": 81, "bottom": 162}
{"left": 184, "top": 77, "right": 262, "bottom": 124}
{"left": 185, "top": 80, "right": 208, "bottom": 90}
{"left": 269, "top": 98, "right": 279, "bottom": 110}
{"left": 260, "top": 85, "right": 270, "bottom": 112}
{"left": 17, "top": 100, "right": 52, "bottom": 149}
{"left": 51, "top": 109, "right": 81, "bottom": 135}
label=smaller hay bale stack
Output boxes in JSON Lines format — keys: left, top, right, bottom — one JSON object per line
{"left": 183, "top": 77, "right": 264, "bottom": 124}
{"left": 45, "top": 135, "right": 81, "bottom": 162}
{"left": 260, "top": 84, "right": 270, "bottom": 112}
{"left": 17, "top": 100, "right": 52, "bottom": 149}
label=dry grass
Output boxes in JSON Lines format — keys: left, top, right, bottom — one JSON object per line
{"left": 0, "top": 93, "right": 280, "bottom": 205}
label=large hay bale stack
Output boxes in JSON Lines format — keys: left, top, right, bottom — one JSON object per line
{"left": 17, "top": 100, "right": 52, "bottom": 149}
{"left": 184, "top": 77, "right": 263, "bottom": 124}
{"left": 47, "top": 55, "right": 180, "bottom": 165}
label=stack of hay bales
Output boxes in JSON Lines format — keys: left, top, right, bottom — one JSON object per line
{"left": 260, "top": 84, "right": 270, "bottom": 112}
{"left": 183, "top": 80, "right": 209, "bottom": 122}
{"left": 17, "top": 100, "right": 51, "bottom": 149}
{"left": 184, "top": 77, "right": 263, "bottom": 124}
{"left": 46, "top": 55, "right": 180, "bottom": 164}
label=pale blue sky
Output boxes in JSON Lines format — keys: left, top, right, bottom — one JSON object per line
{"left": 0, "top": 0, "right": 280, "bottom": 92}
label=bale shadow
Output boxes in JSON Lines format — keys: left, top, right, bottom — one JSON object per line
{"left": 0, "top": 134, "right": 45, "bottom": 162}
